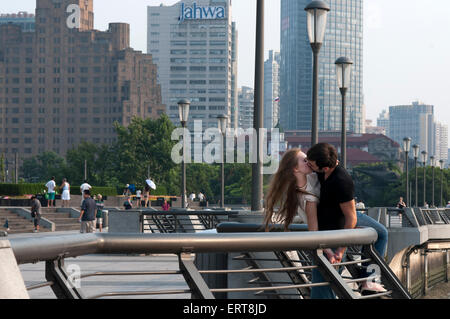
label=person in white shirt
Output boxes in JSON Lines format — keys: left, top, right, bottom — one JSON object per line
{"left": 80, "top": 180, "right": 92, "bottom": 206}
{"left": 189, "top": 193, "right": 196, "bottom": 201}
{"left": 45, "top": 177, "right": 57, "bottom": 207}
{"left": 446, "top": 201, "right": 450, "bottom": 208}
{"left": 136, "top": 190, "right": 142, "bottom": 207}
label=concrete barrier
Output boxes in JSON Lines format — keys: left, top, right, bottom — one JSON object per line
{"left": 0, "top": 240, "right": 29, "bottom": 299}
{"left": 108, "top": 211, "right": 141, "bottom": 233}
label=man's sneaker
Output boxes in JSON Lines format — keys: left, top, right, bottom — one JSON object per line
{"left": 360, "top": 282, "right": 387, "bottom": 295}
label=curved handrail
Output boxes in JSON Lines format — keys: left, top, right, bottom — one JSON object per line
{"left": 10, "top": 228, "right": 378, "bottom": 265}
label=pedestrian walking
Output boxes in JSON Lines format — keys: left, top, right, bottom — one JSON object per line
{"left": 95, "top": 194, "right": 105, "bottom": 233}
{"left": 60, "top": 178, "right": 71, "bottom": 208}
{"left": 45, "top": 177, "right": 56, "bottom": 207}
{"left": 30, "top": 195, "right": 42, "bottom": 233}
{"left": 78, "top": 190, "right": 96, "bottom": 233}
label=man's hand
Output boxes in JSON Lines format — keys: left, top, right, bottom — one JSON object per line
{"left": 324, "top": 249, "right": 338, "bottom": 264}
{"left": 333, "top": 248, "right": 346, "bottom": 263}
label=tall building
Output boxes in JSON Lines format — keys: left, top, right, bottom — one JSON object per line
{"left": 0, "top": 0, "right": 164, "bottom": 162}
{"left": 388, "top": 101, "right": 435, "bottom": 157}
{"left": 264, "top": 50, "right": 281, "bottom": 129}
{"left": 147, "top": 0, "right": 235, "bottom": 132}
{"left": 435, "top": 122, "right": 448, "bottom": 163}
{"left": 280, "top": 0, "right": 364, "bottom": 133}
{"left": 230, "top": 21, "right": 238, "bottom": 130}
{"left": 0, "top": 12, "right": 36, "bottom": 32}
{"left": 377, "top": 110, "right": 390, "bottom": 136}
{"left": 238, "top": 86, "right": 254, "bottom": 130}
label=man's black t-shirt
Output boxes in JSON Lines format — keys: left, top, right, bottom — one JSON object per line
{"left": 317, "top": 165, "right": 355, "bottom": 231}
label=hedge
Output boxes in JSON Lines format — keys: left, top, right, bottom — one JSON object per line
{"left": 0, "top": 183, "right": 118, "bottom": 197}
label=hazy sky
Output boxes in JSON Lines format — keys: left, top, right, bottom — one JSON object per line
{"left": 1, "top": 0, "right": 449, "bottom": 143}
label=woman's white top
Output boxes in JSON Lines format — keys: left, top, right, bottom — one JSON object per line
{"left": 297, "top": 173, "right": 321, "bottom": 223}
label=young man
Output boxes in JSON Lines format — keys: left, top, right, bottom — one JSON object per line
{"left": 30, "top": 195, "right": 42, "bottom": 233}
{"left": 306, "top": 143, "right": 387, "bottom": 298}
{"left": 45, "top": 177, "right": 57, "bottom": 207}
{"left": 78, "top": 190, "right": 97, "bottom": 233}
{"left": 95, "top": 194, "right": 105, "bottom": 233}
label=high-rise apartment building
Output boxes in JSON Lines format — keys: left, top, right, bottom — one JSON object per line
{"left": 0, "top": 0, "right": 165, "bottom": 162}
{"left": 435, "top": 122, "right": 448, "bottom": 163}
{"left": 238, "top": 86, "right": 254, "bottom": 130}
{"left": 389, "top": 101, "right": 435, "bottom": 157}
{"left": 147, "top": 0, "right": 235, "bottom": 132}
{"left": 280, "top": 0, "right": 364, "bottom": 133}
{"left": 0, "top": 12, "right": 36, "bottom": 32}
{"left": 264, "top": 50, "right": 281, "bottom": 129}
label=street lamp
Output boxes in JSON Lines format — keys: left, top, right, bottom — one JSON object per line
{"left": 430, "top": 156, "right": 435, "bottom": 208}
{"left": 412, "top": 145, "right": 420, "bottom": 207}
{"left": 335, "top": 57, "right": 353, "bottom": 169}
{"left": 217, "top": 115, "right": 228, "bottom": 209}
{"left": 305, "top": 1, "right": 330, "bottom": 146}
{"left": 403, "top": 138, "right": 411, "bottom": 207}
{"left": 422, "top": 151, "right": 428, "bottom": 207}
{"left": 439, "top": 160, "right": 445, "bottom": 207}
{"left": 178, "top": 99, "right": 190, "bottom": 209}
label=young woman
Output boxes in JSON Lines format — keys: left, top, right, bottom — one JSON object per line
{"left": 264, "top": 148, "right": 388, "bottom": 295}
{"left": 60, "top": 178, "right": 71, "bottom": 208}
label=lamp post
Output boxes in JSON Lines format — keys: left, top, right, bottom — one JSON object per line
{"left": 439, "top": 160, "right": 445, "bottom": 208}
{"left": 412, "top": 145, "right": 420, "bottom": 207}
{"left": 403, "top": 138, "right": 411, "bottom": 207}
{"left": 335, "top": 57, "right": 353, "bottom": 169}
{"left": 422, "top": 151, "right": 427, "bottom": 207}
{"left": 178, "top": 99, "right": 190, "bottom": 209}
{"left": 305, "top": 1, "right": 330, "bottom": 146}
{"left": 251, "top": 0, "right": 265, "bottom": 213}
{"left": 430, "top": 156, "right": 435, "bottom": 208}
{"left": 217, "top": 115, "right": 228, "bottom": 209}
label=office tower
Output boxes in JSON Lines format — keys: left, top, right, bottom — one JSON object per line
{"left": 230, "top": 21, "right": 238, "bottom": 131}
{"left": 377, "top": 109, "right": 390, "bottom": 136}
{"left": 238, "top": 86, "right": 254, "bottom": 130}
{"left": 0, "top": 12, "right": 36, "bottom": 32}
{"left": 264, "top": 50, "right": 281, "bottom": 129}
{"left": 147, "top": 0, "right": 235, "bottom": 132}
{"left": 389, "top": 101, "right": 435, "bottom": 157}
{"left": 0, "top": 0, "right": 165, "bottom": 162}
{"left": 280, "top": 0, "right": 364, "bottom": 133}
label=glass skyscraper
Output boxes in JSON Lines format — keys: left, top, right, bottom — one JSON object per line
{"left": 280, "top": 0, "right": 364, "bottom": 133}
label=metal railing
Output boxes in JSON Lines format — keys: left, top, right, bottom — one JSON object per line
{"left": 6, "top": 225, "right": 411, "bottom": 299}
{"left": 140, "top": 210, "right": 239, "bottom": 233}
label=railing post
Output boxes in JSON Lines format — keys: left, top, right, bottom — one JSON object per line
{"left": 446, "top": 250, "right": 449, "bottom": 283}
{"left": 422, "top": 250, "right": 428, "bottom": 296}
{"left": 45, "top": 258, "right": 84, "bottom": 299}
{"left": 179, "top": 253, "right": 215, "bottom": 299}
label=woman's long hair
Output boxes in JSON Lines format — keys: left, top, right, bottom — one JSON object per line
{"left": 264, "top": 148, "right": 302, "bottom": 231}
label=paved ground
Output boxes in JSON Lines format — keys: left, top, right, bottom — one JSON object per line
{"left": 421, "top": 281, "right": 450, "bottom": 299}
{"left": 20, "top": 254, "right": 191, "bottom": 299}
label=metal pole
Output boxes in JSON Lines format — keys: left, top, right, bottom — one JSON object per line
{"left": 423, "top": 162, "right": 426, "bottom": 207}
{"left": 441, "top": 168, "right": 444, "bottom": 208}
{"left": 432, "top": 166, "right": 435, "bottom": 208}
{"left": 251, "top": 0, "right": 264, "bottom": 212}
{"left": 84, "top": 160, "right": 87, "bottom": 181}
{"left": 340, "top": 88, "right": 347, "bottom": 169}
{"left": 14, "top": 152, "right": 18, "bottom": 184}
{"left": 415, "top": 158, "right": 418, "bottom": 207}
{"left": 405, "top": 151, "right": 409, "bottom": 207}
{"left": 311, "top": 48, "right": 320, "bottom": 146}
{"left": 221, "top": 133, "right": 225, "bottom": 209}
{"left": 181, "top": 122, "right": 187, "bottom": 209}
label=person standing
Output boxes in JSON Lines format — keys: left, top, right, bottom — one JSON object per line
{"left": 60, "top": 178, "right": 71, "bottom": 208}
{"left": 396, "top": 197, "right": 406, "bottom": 209}
{"left": 95, "top": 194, "right": 105, "bottom": 233}
{"left": 30, "top": 195, "right": 42, "bottom": 233}
{"left": 446, "top": 201, "right": 450, "bottom": 208}
{"left": 143, "top": 183, "right": 151, "bottom": 208}
{"left": 45, "top": 177, "right": 57, "bottom": 207}
{"left": 80, "top": 180, "right": 92, "bottom": 206}
{"left": 162, "top": 199, "right": 171, "bottom": 212}
{"left": 136, "top": 189, "right": 142, "bottom": 208}
{"left": 78, "top": 190, "right": 96, "bottom": 233}
{"left": 306, "top": 143, "right": 387, "bottom": 298}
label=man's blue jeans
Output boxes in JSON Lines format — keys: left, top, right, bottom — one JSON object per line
{"left": 310, "top": 214, "right": 388, "bottom": 299}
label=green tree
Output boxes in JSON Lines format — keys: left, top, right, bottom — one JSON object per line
{"left": 20, "top": 152, "right": 66, "bottom": 183}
